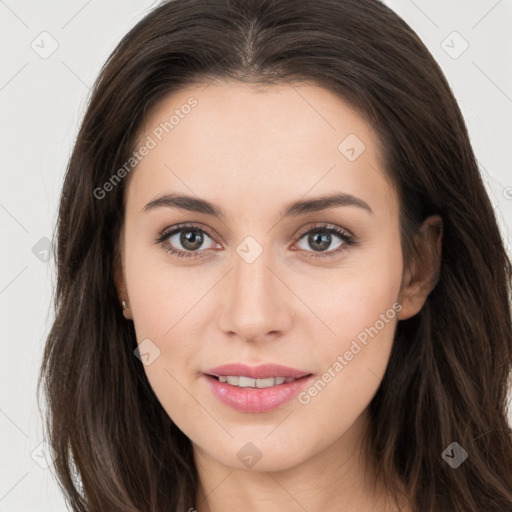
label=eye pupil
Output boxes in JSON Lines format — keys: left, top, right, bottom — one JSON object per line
{"left": 309, "top": 232, "right": 331, "bottom": 251}
{"left": 181, "top": 230, "right": 204, "bottom": 250}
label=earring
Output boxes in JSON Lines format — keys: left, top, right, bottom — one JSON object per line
{"left": 122, "top": 299, "right": 132, "bottom": 320}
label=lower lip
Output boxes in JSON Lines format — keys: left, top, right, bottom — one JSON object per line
{"left": 203, "top": 374, "right": 313, "bottom": 413}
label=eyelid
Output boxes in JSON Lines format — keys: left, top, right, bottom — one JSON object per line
{"left": 294, "top": 222, "right": 353, "bottom": 240}
{"left": 157, "top": 222, "right": 218, "bottom": 243}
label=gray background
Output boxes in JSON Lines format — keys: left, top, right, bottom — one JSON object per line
{"left": 1, "top": 0, "right": 511, "bottom": 510}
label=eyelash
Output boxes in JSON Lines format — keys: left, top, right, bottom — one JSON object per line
{"left": 155, "top": 222, "right": 358, "bottom": 260}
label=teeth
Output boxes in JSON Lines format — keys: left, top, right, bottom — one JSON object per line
{"left": 238, "top": 376, "right": 256, "bottom": 387}
{"left": 257, "top": 377, "right": 276, "bottom": 388}
{"left": 216, "top": 375, "right": 296, "bottom": 388}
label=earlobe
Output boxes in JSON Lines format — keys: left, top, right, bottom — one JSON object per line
{"left": 121, "top": 299, "right": 133, "bottom": 320}
{"left": 398, "top": 215, "right": 443, "bottom": 321}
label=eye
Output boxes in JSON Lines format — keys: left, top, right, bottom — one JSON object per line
{"left": 293, "top": 223, "right": 357, "bottom": 258}
{"left": 156, "top": 222, "right": 358, "bottom": 260}
{"left": 156, "top": 224, "right": 219, "bottom": 259}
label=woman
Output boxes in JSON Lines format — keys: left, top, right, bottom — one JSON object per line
{"left": 38, "top": 0, "right": 512, "bottom": 510}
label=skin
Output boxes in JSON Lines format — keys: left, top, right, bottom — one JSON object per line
{"left": 114, "top": 80, "right": 442, "bottom": 512}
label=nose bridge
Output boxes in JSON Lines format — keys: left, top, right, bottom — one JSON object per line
{"left": 218, "top": 237, "right": 290, "bottom": 339}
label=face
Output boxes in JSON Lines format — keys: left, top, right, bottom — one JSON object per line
{"left": 115, "top": 80, "right": 412, "bottom": 473}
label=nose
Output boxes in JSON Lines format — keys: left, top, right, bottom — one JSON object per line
{"left": 217, "top": 242, "right": 293, "bottom": 343}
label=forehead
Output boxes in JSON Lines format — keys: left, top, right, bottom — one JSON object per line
{"left": 125, "top": 80, "right": 397, "bottom": 219}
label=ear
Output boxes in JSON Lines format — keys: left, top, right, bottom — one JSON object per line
{"left": 113, "top": 241, "right": 133, "bottom": 320}
{"left": 398, "top": 215, "right": 443, "bottom": 320}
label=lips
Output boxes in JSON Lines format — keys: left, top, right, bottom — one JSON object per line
{"left": 204, "top": 363, "right": 311, "bottom": 380}
{"left": 203, "top": 363, "right": 314, "bottom": 413}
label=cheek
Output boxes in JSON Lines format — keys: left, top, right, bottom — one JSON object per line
{"left": 302, "top": 235, "right": 403, "bottom": 350}
{"left": 122, "top": 235, "right": 201, "bottom": 408}
{"left": 124, "top": 231, "right": 204, "bottom": 338}
{"left": 301, "top": 236, "right": 403, "bottom": 397}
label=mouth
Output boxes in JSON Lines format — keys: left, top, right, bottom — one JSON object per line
{"left": 205, "top": 374, "right": 309, "bottom": 388}
{"left": 202, "top": 363, "right": 314, "bottom": 413}
{"left": 204, "top": 362, "right": 311, "bottom": 380}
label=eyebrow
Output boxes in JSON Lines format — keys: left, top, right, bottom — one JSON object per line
{"left": 142, "top": 191, "right": 373, "bottom": 217}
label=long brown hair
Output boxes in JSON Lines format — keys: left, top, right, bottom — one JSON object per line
{"left": 38, "top": 0, "right": 512, "bottom": 510}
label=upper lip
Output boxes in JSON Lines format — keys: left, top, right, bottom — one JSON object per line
{"left": 204, "top": 363, "right": 312, "bottom": 380}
